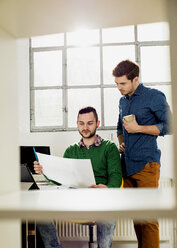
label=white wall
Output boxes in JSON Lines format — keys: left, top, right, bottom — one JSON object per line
{"left": 0, "top": 0, "right": 168, "bottom": 38}
{"left": 17, "top": 38, "right": 174, "bottom": 179}
{"left": 0, "top": 27, "right": 20, "bottom": 248}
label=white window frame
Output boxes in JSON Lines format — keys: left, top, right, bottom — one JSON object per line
{"left": 30, "top": 26, "right": 170, "bottom": 132}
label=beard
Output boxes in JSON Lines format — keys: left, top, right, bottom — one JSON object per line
{"left": 79, "top": 128, "right": 97, "bottom": 139}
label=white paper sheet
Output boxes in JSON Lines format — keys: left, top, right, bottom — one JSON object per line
{"left": 36, "top": 152, "right": 96, "bottom": 188}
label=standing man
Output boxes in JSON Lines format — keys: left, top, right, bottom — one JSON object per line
{"left": 112, "top": 60, "right": 170, "bottom": 248}
{"left": 34, "top": 106, "right": 122, "bottom": 248}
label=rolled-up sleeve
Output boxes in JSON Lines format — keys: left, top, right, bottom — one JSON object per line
{"left": 150, "top": 91, "right": 171, "bottom": 136}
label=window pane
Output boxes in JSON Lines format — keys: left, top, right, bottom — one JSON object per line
{"left": 67, "top": 47, "right": 100, "bottom": 85}
{"left": 103, "top": 45, "right": 135, "bottom": 84}
{"left": 34, "top": 90, "right": 63, "bottom": 127}
{"left": 67, "top": 29, "right": 99, "bottom": 46}
{"left": 104, "top": 88, "right": 121, "bottom": 126}
{"left": 34, "top": 50, "right": 62, "bottom": 87}
{"left": 147, "top": 85, "right": 172, "bottom": 109}
{"left": 102, "top": 25, "right": 135, "bottom": 43}
{"left": 68, "top": 88, "right": 101, "bottom": 127}
{"left": 137, "top": 22, "right": 169, "bottom": 41}
{"left": 141, "top": 46, "right": 171, "bottom": 83}
{"left": 31, "top": 33, "right": 64, "bottom": 47}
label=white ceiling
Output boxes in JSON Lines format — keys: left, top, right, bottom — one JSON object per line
{"left": 0, "top": 0, "right": 168, "bottom": 38}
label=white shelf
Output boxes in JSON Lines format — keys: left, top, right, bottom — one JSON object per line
{"left": 0, "top": 188, "right": 176, "bottom": 221}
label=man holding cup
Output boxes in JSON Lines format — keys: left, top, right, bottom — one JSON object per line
{"left": 112, "top": 60, "right": 170, "bottom": 248}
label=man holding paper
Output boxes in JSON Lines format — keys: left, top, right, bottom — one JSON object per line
{"left": 34, "top": 106, "right": 122, "bottom": 248}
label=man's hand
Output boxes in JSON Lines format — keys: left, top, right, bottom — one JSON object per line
{"left": 123, "top": 115, "right": 140, "bottom": 133}
{"left": 33, "top": 161, "right": 43, "bottom": 174}
{"left": 119, "top": 142, "right": 125, "bottom": 153}
{"left": 88, "top": 184, "right": 108, "bottom": 188}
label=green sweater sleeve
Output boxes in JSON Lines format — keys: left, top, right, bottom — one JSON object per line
{"left": 63, "top": 147, "right": 70, "bottom": 158}
{"left": 105, "top": 142, "right": 122, "bottom": 188}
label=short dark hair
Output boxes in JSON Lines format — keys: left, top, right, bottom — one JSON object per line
{"left": 112, "top": 60, "right": 139, "bottom": 81}
{"left": 77, "top": 106, "right": 98, "bottom": 122}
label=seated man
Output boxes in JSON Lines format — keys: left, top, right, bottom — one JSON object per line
{"left": 34, "top": 106, "right": 122, "bottom": 248}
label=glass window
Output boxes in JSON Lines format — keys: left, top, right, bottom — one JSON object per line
{"left": 30, "top": 22, "right": 170, "bottom": 131}
{"left": 34, "top": 89, "right": 63, "bottom": 127}
{"left": 67, "top": 29, "right": 99, "bottom": 46}
{"left": 102, "top": 25, "right": 135, "bottom": 43}
{"left": 33, "top": 50, "right": 63, "bottom": 87}
{"left": 103, "top": 45, "right": 135, "bottom": 84}
{"left": 137, "top": 22, "right": 169, "bottom": 42}
{"left": 31, "top": 33, "right": 64, "bottom": 47}
{"left": 67, "top": 88, "right": 101, "bottom": 128}
{"left": 104, "top": 88, "right": 122, "bottom": 126}
{"left": 67, "top": 47, "right": 100, "bottom": 85}
{"left": 141, "top": 46, "right": 171, "bottom": 83}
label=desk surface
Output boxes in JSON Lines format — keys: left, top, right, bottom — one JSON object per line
{"left": 0, "top": 188, "right": 176, "bottom": 221}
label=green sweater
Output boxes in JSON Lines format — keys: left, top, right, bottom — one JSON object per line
{"left": 63, "top": 139, "right": 122, "bottom": 188}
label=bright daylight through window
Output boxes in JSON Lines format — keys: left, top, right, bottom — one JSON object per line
{"left": 30, "top": 22, "right": 171, "bottom": 132}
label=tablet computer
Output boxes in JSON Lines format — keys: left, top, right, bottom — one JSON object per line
{"left": 20, "top": 164, "right": 39, "bottom": 190}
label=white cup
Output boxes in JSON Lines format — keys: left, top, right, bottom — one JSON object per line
{"left": 123, "top": 114, "right": 134, "bottom": 122}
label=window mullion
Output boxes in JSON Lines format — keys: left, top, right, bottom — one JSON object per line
{"left": 100, "top": 28, "right": 104, "bottom": 128}
{"left": 134, "top": 25, "right": 142, "bottom": 82}
{"left": 63, "top": 32, "right": 67, "bottom": 130}
{"left": 30, "top": 40, "right": 36, "bottom": 131}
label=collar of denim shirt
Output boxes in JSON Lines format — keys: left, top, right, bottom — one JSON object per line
{"left": 125, "top": 83, "right": 144, "bottom": 99}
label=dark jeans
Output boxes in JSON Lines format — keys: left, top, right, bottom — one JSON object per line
{"left": 37, "top": 221, "right": 116, "bottom": 248}
{"left": 36, "top": 222, "right": 62, "bottom": 248}
{"left": 97, "top": 221, "right": 116, "bottom": 248}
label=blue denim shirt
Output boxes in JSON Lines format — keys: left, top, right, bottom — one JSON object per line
{"left": 117, "top": 83, "right": 170, "bottom": 176}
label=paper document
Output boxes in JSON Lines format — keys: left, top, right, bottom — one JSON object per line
{"left": 36, "top": 152, "right": 96, "bottom": 188}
